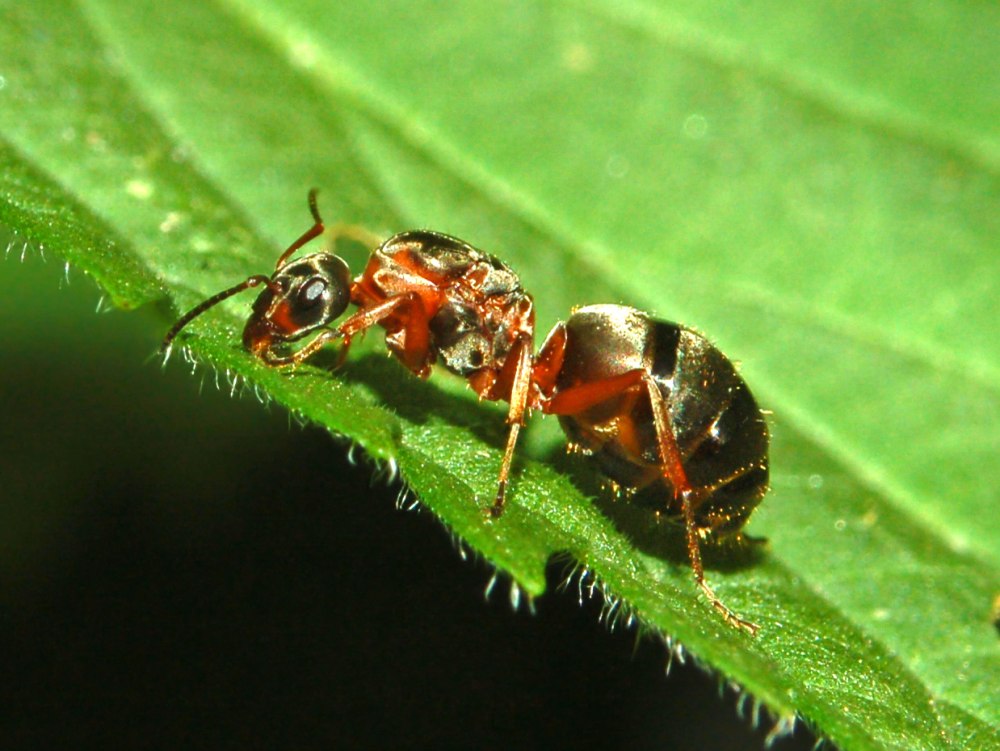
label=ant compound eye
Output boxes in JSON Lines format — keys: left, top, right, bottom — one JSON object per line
{"left": 274, "top": 255, "right": 352, "bottom": 336}
{"left": 298, "top": 276, "right": 328, "bottom": 308}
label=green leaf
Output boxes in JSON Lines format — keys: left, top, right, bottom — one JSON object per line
{"left": 1, "top": 2, "right": 997, "bottom": 749}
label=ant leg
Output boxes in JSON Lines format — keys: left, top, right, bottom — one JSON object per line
{"left": 276, "top": 191, "right": 381, "bottom": 269}
{"left": 540, "top": 369, "right": 646, "bottom": 415}
{"left": 335, "top": 334, "right": 354, "bottom": 369}
{"left": 643, "top": 373, "right": 759, "bottom": 635}
{"left": 337, "top": 294, "right": 414, "bottom": 336}
{"left": 261, "top": 330, "right": 341, "bottom": 366}
{"left": 261, "top": 295, "right": 429, "bottom": 372}
{"left": 543, "top": 369, "right": 757, "bottom": 630}
{"left": 326, "top": 222, "right": 382, "bottom": 251}
{"left": 489, "top": 335, "right": 534, "bottom": 518}
{"left": 531, "top": 322, "right": 567, "bottom": 397}
{"left": 337, "top": 292, "right": 432, "bottom": 377}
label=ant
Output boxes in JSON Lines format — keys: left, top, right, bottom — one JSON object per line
{"left": 162, "top": 190, "right": 770, "bottom": 634}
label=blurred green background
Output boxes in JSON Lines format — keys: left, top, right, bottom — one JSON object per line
{"left": 0, "top": 239, "right": 820, "bottom": 749}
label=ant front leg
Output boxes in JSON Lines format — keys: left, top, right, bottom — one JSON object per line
{"left": 266, "top": 292, "right": 432, "bottom": 370}
{"left": 337, "top": 292, "right": 433, "bottom": 377}
{"left": 261, "top": 330, "right": 342, "bottom": 366}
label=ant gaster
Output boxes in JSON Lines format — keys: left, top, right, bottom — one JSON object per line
{"left": 163, "top": 190, "right": 770, "bottom": 634}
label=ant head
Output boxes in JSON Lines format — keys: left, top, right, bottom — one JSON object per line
{"left": 242, "top": 253, "right": 351, "bottom": 357}
{"left": 161, "top": 188, "right": 357, "bottom": 360}
{"left": 160, "top": 252, "right": 352, "bottom": 358}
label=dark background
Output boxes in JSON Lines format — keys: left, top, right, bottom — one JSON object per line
{"left": 0, "top": 244, "right": 821, "bottom": 750}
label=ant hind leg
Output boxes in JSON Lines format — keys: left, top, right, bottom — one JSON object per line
{"left": 643, "top": 373, "right": 759, "bottom": 635}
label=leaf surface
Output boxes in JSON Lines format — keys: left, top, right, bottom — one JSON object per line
{"left": 1, "top": 2, "right": 997, "bottom": 749}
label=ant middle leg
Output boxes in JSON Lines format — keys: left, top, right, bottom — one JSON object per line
{"left": 488, "top": 334, "right": 535, "bottom": 518}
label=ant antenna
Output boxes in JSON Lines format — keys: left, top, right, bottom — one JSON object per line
{"left": 273, "top": 188, "right": 324, "bottom": 269}
{"left": 161, "top": 188, "right": 326, "bottom": 355}
{"left": 160, "top": 274, "right": 274, "bottom": 354}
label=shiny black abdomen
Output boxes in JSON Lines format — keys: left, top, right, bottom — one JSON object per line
{"left": 555, "top": 304, "right": 769, "bottom": 533}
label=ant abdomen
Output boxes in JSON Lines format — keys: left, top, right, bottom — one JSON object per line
{"left": 551, "top": 304, "right": 769, "bottom": 534}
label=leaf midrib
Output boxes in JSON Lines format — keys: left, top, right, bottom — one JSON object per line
{"left": 215, "top": 0, "right": 994, "bottom": 388}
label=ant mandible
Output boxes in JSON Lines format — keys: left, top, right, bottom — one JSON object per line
{"left": 162, "top": 190, "right": 770, "bottom": 634}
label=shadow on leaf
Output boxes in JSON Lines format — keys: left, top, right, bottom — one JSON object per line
{"left": 305, "top": 346, "right": 766, "bottom": 578}
{"left": 542, "top": 444, "right": 767, "bottom": 575}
